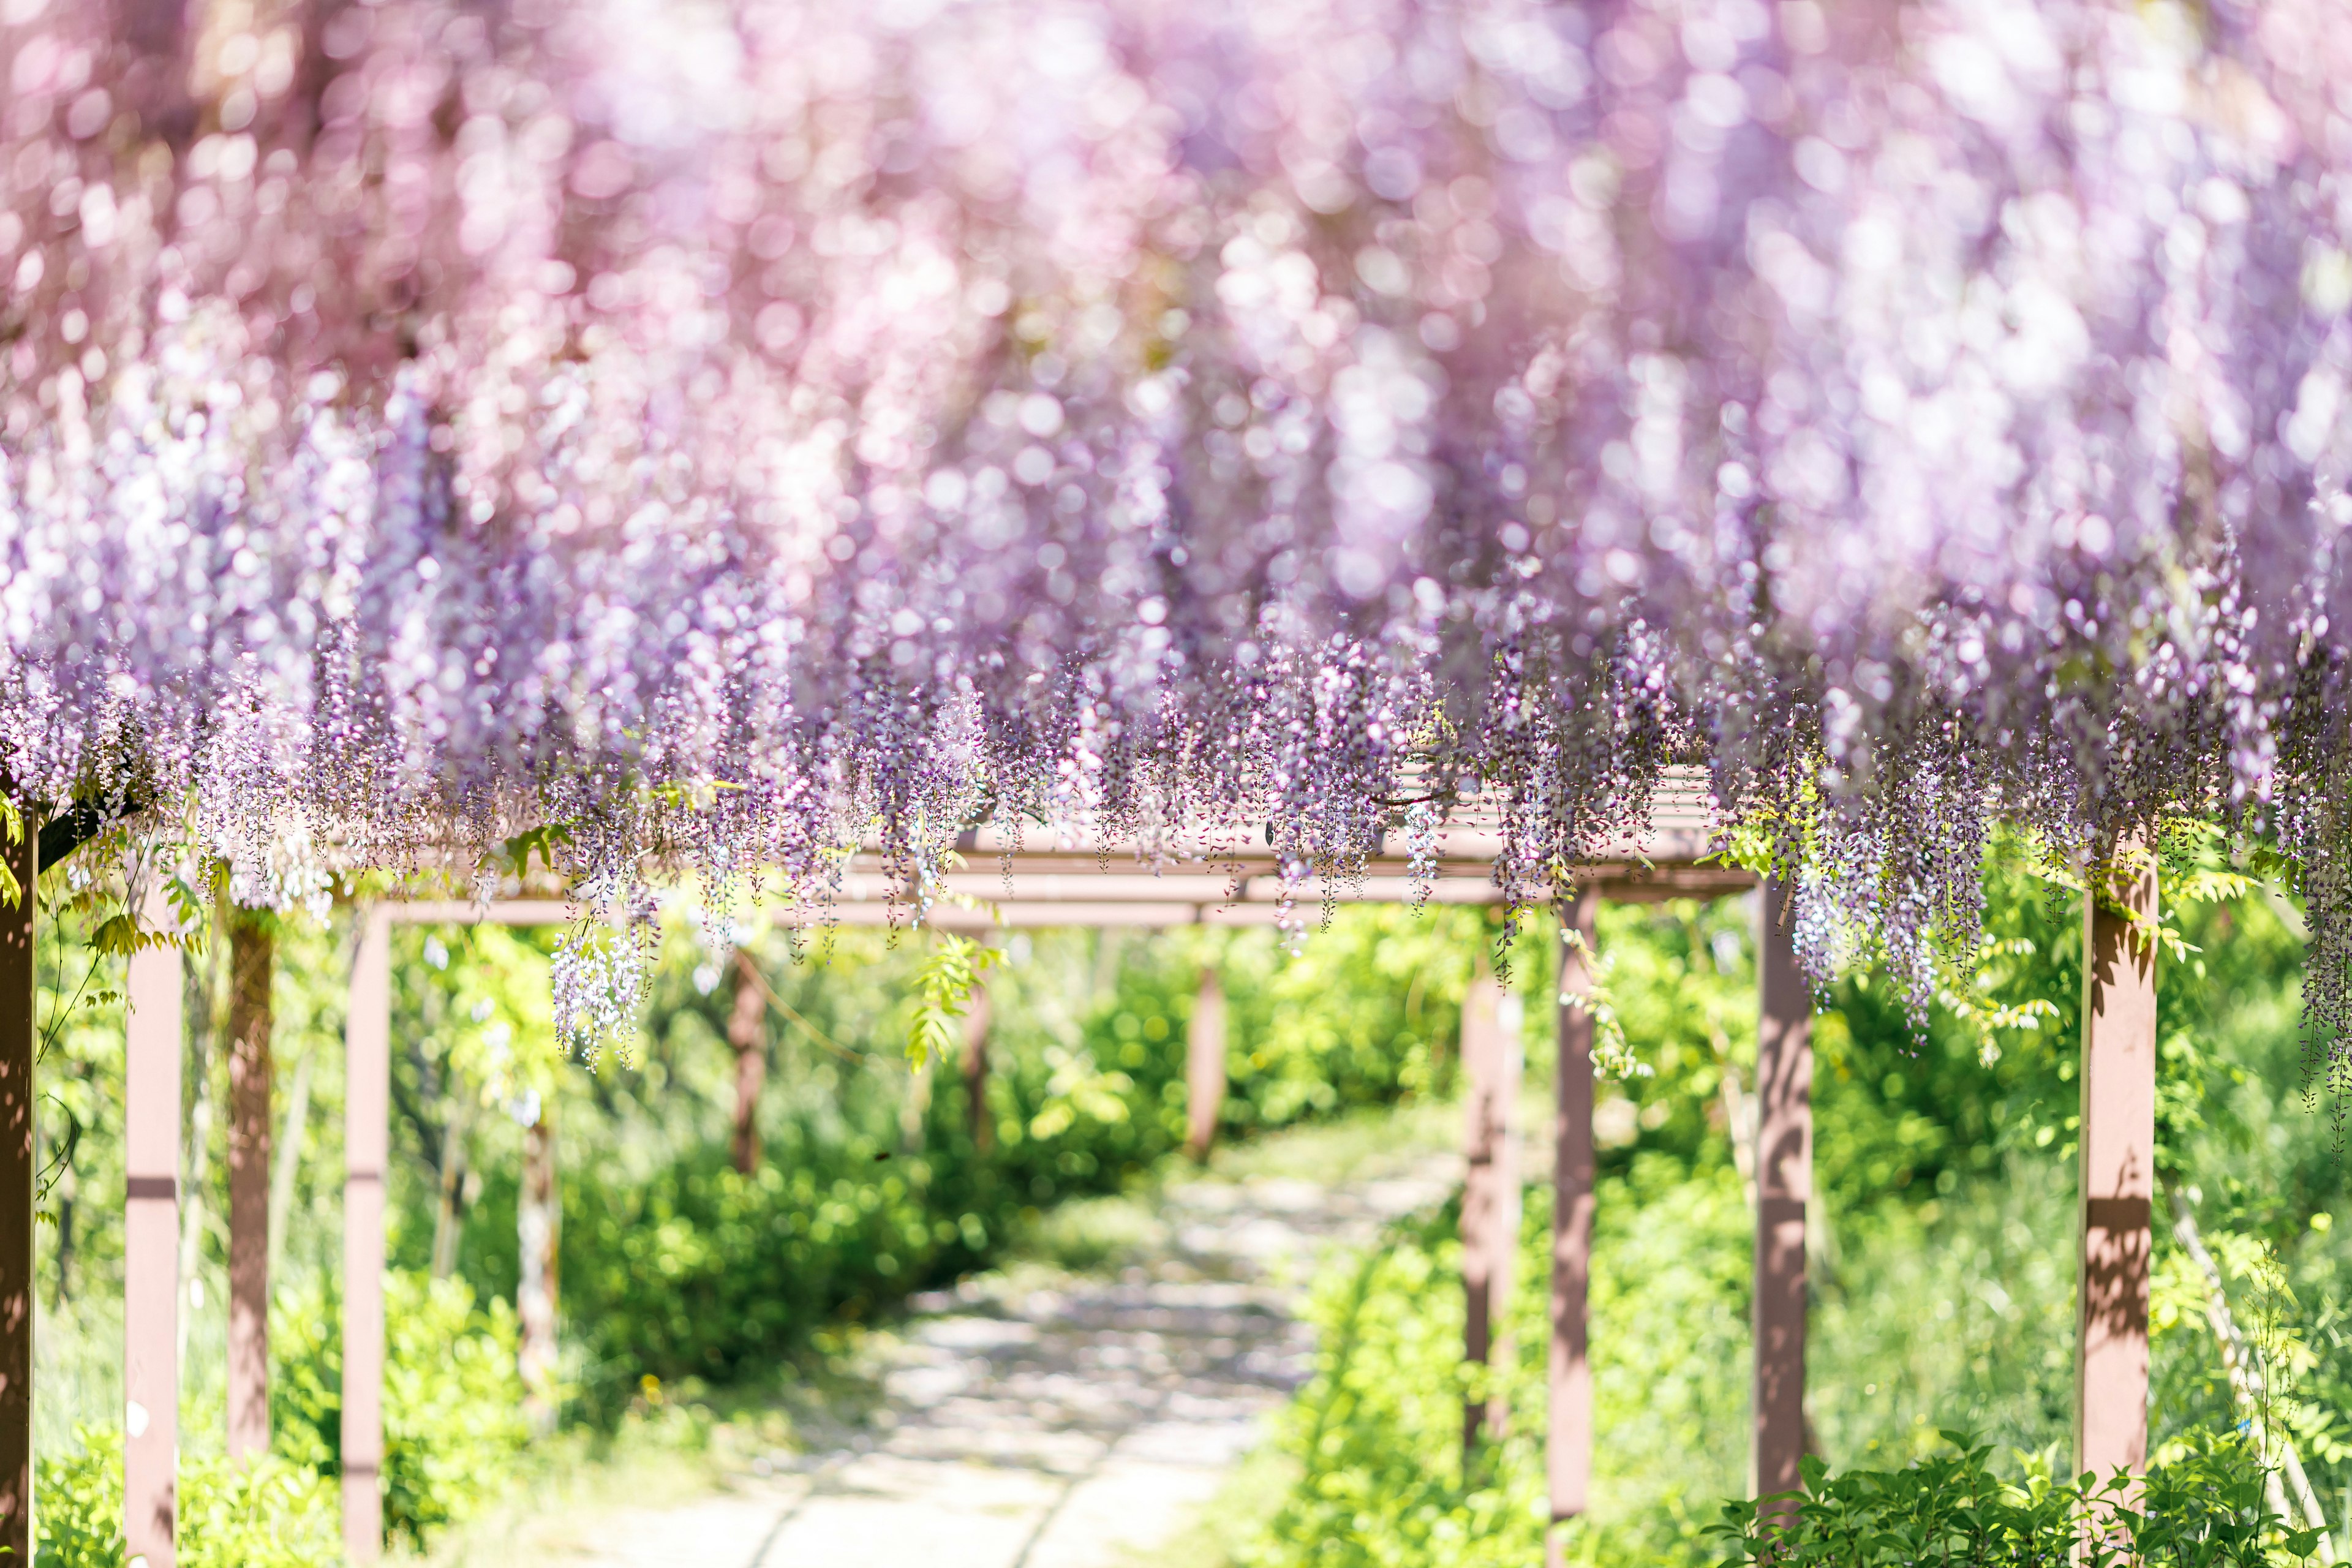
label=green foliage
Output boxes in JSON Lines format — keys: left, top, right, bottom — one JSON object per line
{"left": 270, "top": 1269, "right": 530, "bottom": 1548}
{"left": 440, "top": 911, "right": 1497, "bottom": 1417}
{"left": 34, "top": 1425, "right": 340, "bottom": 1568}
{"left": 904, "top": 931, "right": 1000, "bottom": 1068}
{"left": 1243, "top": 1166, "right": 1752, "bottom": 1568}
{"left": 1711, "top": 1433, "right": 2321, "bottom": 1567}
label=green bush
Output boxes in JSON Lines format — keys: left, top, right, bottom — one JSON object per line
{"left": 1241, "top": 1163, "right": 1752, "bottom": 1568}
{"left": 271, "top": 1268, "right": 530, "bottom": 1548}
{"left": 35, "top": 1425, "right": 339, "bottom": 1568}
{"left": 1711, "top": 1433, "right": 2320, "bottom": 1566}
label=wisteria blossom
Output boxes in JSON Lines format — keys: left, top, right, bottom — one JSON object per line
{"left": 4, "top": 0, "right": 2351, "bottom": 1055}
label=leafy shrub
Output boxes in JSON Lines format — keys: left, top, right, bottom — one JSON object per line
{"left": 271, "top": 1268, "right": 530, "bottom": 1548}
{"left": 1711, "top": 1433, "right": 2321, "bottom": 1567}
{"left": 1242, "top": 1161, "right": 1755, "bottom": 1568}
{"left": 36, "top": 1425, "right": 339, "bottom": 1568}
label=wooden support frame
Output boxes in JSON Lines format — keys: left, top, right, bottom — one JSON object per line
{"left": 1753, "top": 878, "right": 1812, "bottom": 1507}
{"left": 2076, "top": 854, "right": 2157, "bottom": 1480}
{"left": 1461, "top": 971, "right": 1520, "bottom": 1449}
{"left": 0, "top": 821, "right": 34, "bottom": 1560}
{"left": 125, "top": 883, "right": 184, "bottom": 1566}
{"left": 1547, "top": 889, "right": 1598, "bottom": 1562}
{"left": 342, "top": 907, "right": 393, "bottom": 1563}
{"left": 226, "top": 912, "right": 273, "bottom": 1461}
{"left": 333, "top": 788, "right": 1760, "bottom": 1544}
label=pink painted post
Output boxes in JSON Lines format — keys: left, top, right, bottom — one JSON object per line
{"left": 1753, "top": 878, "right": 1812, "bottom": 1507}
{"left": 226, "top": 912, "right": 273, "bottom": 1461}
{"left": 342, "top": 908, "right": 391, "bottom": 1564}
{"left": 1547, "top": 891, "right": 1599, "bottom": 1565}
{"left": 518, "top": 1105, "right": 559, "bottom": 1439}
{"left": 125, "top": 884, "right": 184, "bottom": 1566}
{"left": 1185, "top": 968, "right": 1226, "bottom": 1161}
{"left": 0, "top": 820, "right": 33, "bottom": 1561}
{"left": 1461, "top": 970, "right": 1519, "bottom": 1449}
{"left": 2077, "top": 851, "right": 2157, "bottom": 1481}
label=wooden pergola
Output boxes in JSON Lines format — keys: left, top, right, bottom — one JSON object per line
{"left": 84, "top": 783, "right": 2156, "bottom": 1563}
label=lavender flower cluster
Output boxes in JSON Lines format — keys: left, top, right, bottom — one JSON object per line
{"left": 4, "top": 0, "right": 2351, "bottom": 1060}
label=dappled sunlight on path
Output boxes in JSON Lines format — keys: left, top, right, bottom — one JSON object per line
{"left": 508, "top": 1138, "right": 1454, "bottom": 1568}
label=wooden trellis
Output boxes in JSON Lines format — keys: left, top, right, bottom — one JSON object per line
{"left": 77, "top": 786, "right": 2158, "bottom": 1559}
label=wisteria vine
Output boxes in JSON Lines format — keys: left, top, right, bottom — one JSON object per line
{"left": 4, "top": 0, "right": 2352, "bottom": 1063}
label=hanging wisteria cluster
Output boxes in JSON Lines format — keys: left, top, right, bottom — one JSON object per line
{"left": 5, "top": 0, "right": 2352, "bottom": 1055}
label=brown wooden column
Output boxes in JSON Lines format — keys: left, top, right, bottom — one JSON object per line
{"left": 1185, "top": 968, "right": 1226, "bottom": 1161}
{"left": 1462, "top": 969, "right": 1519, "bottom": 1449}
{"left": 126, "top": 882, "right": 185, "bottom": 1566}
{"left": 0, "top": 820, "right": 32, "bottom": 1559}
{"left": 225, "top": 910, "right": 273, "bottom": 1460}
{"left": 518, "top": 1102, "right": 559, "bottom": 1439}
{"left": 342, "top": 907, "right": 391, "bottom": 1564}
{"left": 726, "top": 951, "right": 766, "bottom": 1175}
{"left": 962, "top": 982, "right": 992, "bottom": 1155}
{"left": 1753, "top": 877, "right": 1812, "bottom": 1504}
{"left": 1547, "top": 891, "right": 1599, "bottom": 1563}
{"left": 2077, "top": 850, "right": 2156, "bottom": 1480}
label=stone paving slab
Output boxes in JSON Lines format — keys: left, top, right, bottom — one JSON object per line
{"left": 511, "top": 1159, "right": 1453, "bottom": 1568}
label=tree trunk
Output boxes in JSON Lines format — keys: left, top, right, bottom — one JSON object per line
{"left": 0, "top": 816, "right": 36, "bottom": 1559}
{"left": 225, "top": 909, "right": 273, "bottom": 1461}
{"left": 1753, "top": 877, "right": 1812, "bottom": 1508}
{"left": 518, "top": 1105, "right": 560, "bottom": 1438}
{"left": 2076, "top": 851, "right": 2156, "bottom": 1482}
{"left": 126, "top": 878, "right": 184, "bottom": 1567}
{"left": 1461, "top": 970, "right": 1520, "bottom": 1450}
{"left": 1547, "top": 891, "right": 1598, "bottom": 1566}
{"left": 962, "top": 982, "right": 992, "bottom": 1155}
{"left": 728, "top": 952, "right": 766, "bottom": 1175}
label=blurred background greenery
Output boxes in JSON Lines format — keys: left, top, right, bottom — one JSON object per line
{"left": 21, "top": 840, "right": 2352, "bottom": 1563}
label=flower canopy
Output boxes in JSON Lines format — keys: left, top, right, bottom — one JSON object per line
{"left": 4, "top": 0, "right": 2351, "bottom": 1046}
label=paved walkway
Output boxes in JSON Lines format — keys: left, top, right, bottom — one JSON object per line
{"left": 520, "top": 1156, "right": 1450, "bottom": 1568}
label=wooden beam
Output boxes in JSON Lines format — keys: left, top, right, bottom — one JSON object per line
{"left": 1752, "top": 878, "right": 1811, "bottom": 1507}
{"left": 126, "top": 881, "right": 184, "bottom": 1566}
{"left": 1547, "top": 891, "right": 1599, "bottom": 1563}
{"left": 342, "top": 907, "right": 391, "bottom": 1564}
{"left": 2076, "top": 851, "right": 2156, "bottom": 1480}
{"left": 0, "top": 816, "right": 34, "bottom": 1559}
{"left": 1462, "top": 971, "right": 1520, "bottom": 1449}
{"left": 226, "top": 910, "right": 273, "bottom": 1461}
{"left": 1185, "top": 968, "right": 1226, "bottom": 1161}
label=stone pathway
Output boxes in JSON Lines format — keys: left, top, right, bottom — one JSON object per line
{"left": 519, "top": 1156, "right": 1452, "bottom": 1568}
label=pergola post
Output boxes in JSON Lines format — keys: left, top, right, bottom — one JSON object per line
{"left": 0, "top": 821, "right": 32, "bottom": 1559}
{"left": 2076, "top": 851, "right": 2156, "bottom": 1480}
{"left": 726, "top": 951, "right": 766, "bottom": 1175}
{"left": 1185, "top": 967, "right": 1225, "bottom": 1161}
{"left": 1753, "top": 877, "right": 1812, "bottom": 1506}
{"left": 226, "top": 910, "right": 273, "bottom": 1460}
{"left": 1547, "top": 890, "right": 1599, "bottom": 1562}
{"left": 342, "top": 907, "right": 391, "bottom": 1564}
{"left": 1461, "top": 968, "right": 1519, "bottom": 1449}
{"left": 518, "top": 1103, "right": 559, "bottom": 1438}
{"left": 962, "top": 982, "right": 993, "bottom": 1154}
{"left": 126, "top": 883, "right": 184, "bottom": 1566}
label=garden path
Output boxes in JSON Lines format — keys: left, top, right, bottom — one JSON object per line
{"left": 507, "top": 1136, "right": 1453, "bottom": 1568}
